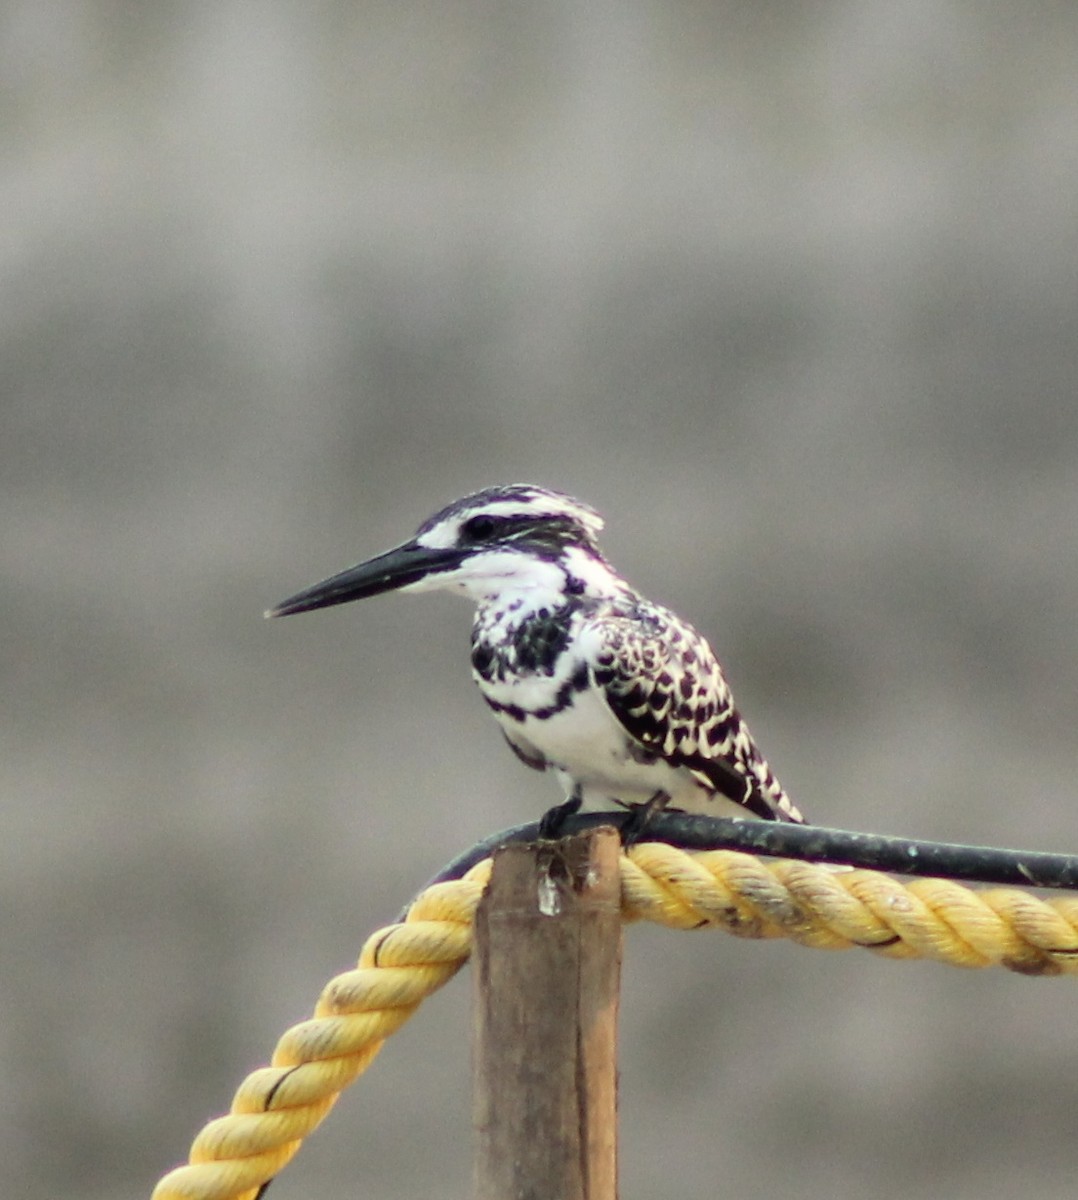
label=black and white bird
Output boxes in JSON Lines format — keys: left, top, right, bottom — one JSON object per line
{"left": 268, "top": 485, "right": 804, "bottom": 834}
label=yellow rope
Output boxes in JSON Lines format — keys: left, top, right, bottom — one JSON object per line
{"left": 152, "top": 844, "right": 1078, "bottom": 1200}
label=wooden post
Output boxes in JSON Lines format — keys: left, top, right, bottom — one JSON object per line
{"left": 472, "top": 827, "right": 622, "bottom": 1200}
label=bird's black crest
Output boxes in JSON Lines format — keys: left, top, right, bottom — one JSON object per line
{"left": 416, "top": 484, "right": 605, "bottom": 553}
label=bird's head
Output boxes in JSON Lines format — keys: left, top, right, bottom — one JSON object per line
{"left": 267, "top": 485, "right": 622, "bottom": 618}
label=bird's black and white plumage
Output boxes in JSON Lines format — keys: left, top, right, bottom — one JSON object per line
{"left": 268, "top": 485, "right": 804, "bottom": 828}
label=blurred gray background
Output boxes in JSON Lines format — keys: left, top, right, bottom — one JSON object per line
{"left": 5, "top": 3, "right": 1078, "bottom": 1198}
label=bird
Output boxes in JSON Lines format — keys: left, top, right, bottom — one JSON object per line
{"left": 267, "top": 484, "right": 804, "bottom": 836}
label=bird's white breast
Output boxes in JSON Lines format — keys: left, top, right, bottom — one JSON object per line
{"left": 478, "top": 654, "right": 722, "bottom": 814}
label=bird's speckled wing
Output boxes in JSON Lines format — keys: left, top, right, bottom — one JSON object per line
{"left": 583, "top": 604, "right": 803, "bottom": 822}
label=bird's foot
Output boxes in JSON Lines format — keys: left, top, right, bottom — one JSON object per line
{"left": 619, "top": 790, "right": 671, "bottom": 846}
{"left": 538, "top": 794, "right": 582, "bottom": 840}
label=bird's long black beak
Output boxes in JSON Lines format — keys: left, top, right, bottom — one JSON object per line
{"left": 265, "top": 540, "right": 466, "bottom": 618}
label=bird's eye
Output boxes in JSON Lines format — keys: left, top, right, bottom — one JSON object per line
{"left": 463, "top": 515, "right": 498, "bottom": 541}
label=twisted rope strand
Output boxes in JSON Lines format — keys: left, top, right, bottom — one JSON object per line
{"left": 152, "top": 846, "right": 1078, "bottom": 1200}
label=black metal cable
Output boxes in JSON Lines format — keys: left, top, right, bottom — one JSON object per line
{"left": 406, "top": 811, "right": 1078, "bottom": 919}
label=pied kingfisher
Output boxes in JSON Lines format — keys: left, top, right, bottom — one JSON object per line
{"left": 268, "top": 485, "right": 804, "bottom": 833}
